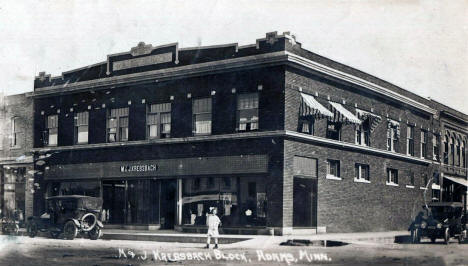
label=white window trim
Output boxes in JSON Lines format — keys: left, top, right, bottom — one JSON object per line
{"left": 387, "top": 120, "right": 399, "bottom": 152}
{"left": 405, "top": 185, "right": 415, "bottom": 189}
{"left": 420, "top": 187, "right": 427, "bottom": 190}
{"left": 386, "top": 181, "right": 399, "bottom": 187}
{"left": 354, "top": 178, "right": 371, "bottom": 184}
{"left": 326, "top": 174, "right": 342, "bottom": 181}
{"left": 406, "top": 125, "right": 414, "bottom": 156}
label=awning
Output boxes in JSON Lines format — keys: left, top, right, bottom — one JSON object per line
{"left": 444, "top": 175, "right": 468, "bottom": 187}
{"left": 356, "top": 109, "right": 382, "bottom": 133}
{"left": 329, "top": 101, "right": 362, "bottom": 124}
{"left": 300, "top": 93, "right": 333, "bottom": 118}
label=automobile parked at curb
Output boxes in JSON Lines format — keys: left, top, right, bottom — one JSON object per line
{"left": 26, "top": 195, "right": 104, "bottom": 240}
{"left": 410, "top": 202, "right": 467, "bottom": 244}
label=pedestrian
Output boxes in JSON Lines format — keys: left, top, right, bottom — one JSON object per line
{"left": 206, "top": 207, "right": 221, "bottom": 249}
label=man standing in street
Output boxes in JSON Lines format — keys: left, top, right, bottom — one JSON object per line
{"left": 206, "top": 207, "right": 221, "bottom": 249}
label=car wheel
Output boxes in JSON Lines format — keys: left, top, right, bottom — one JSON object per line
{"left": 27, "top": 222, "right": 38, "bottom": 238}
{"left": 444, "top": 228, "right": 450, "bottom": 245}
{"left": 50, "top": 231, "right": 61, "bottom": 239}
{"left": 88, "top": 227, "right": 102, "bottom": 240}
{"left": 411, "top": 228, "right": 420, "bottom": 244}
{"left": 63, "top": 221, "right": 77, "bottom": 240}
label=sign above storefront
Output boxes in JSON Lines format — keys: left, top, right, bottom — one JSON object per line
{"left": 44, "top": 155, "right": 269, "bottom": 180}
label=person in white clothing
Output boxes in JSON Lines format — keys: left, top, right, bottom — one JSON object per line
{"left": 206, "top": 207, "right": 221, "bottom": 249}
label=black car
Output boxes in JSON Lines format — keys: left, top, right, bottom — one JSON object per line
{"left": 26, "top": 195, "right": 104, "bottom": 240}
{"left": 410, "top": 202, "right": 467, "bottom": 244}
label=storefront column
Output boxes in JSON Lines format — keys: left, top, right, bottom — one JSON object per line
{"left": 176, "top": 178, "right": 182, "bottom": 226}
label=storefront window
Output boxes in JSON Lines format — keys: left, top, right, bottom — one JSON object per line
{"left": 181, "top": 176, "right": 267, "bottom": 227}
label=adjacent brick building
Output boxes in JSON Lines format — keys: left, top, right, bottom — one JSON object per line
{"left": 0, "top": 93, "right": 34, "bottom": 222}
{"left": 29, "top": 32, "right": 467, "bottom": 234}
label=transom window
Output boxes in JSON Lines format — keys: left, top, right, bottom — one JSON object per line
{"left": 74, "top": 112, "right": 89, "bottom": 144}
{"left": 107, "top": 107, "right": 129, "bottom": 142}
{"left": 192, "top": 98, "right": 212, "bottom": 135}
{"left": 147, "top": 103, "right": 171, "bottom": 139}
{"left": 45, "top": 114, "right": 58, "bottom": 146}
{"left": 420, "top": 130, "right": 427, "bottom": 159}
{"left": 237, "top": 93, "right": 259, "bottom": 131}
{"left": 326, "top": 159, "right": 340, "bottom": 179}
{"left": 386, "top": 168, "right": 398, "bottom": 185}
{"left": 406, "top": 125, "right": 414, "bottom": 156}
{"left": 354, "top": 163, "right": 370, "bottom": 182}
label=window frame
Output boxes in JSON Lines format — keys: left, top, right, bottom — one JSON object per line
{"left": 107, "top": 107, "right": 129, "bottom": 143}
{"left": 386, "top": 168, "right": 399, "bottom": 186}
{"left": 354, "top": 163, "right": 370, "bottom": 183}
{"left": 236, "top": 93, "right": 259, "bottom": 132}
{"left": 355, "top": 120, "right": 370, "bottom": 146}
{"left": 420, "top": 130, "right": 427, "bottom": 159}
{"left": 147, "top": 103, "right": 171, "bottom": 139}
{"left": 326, "top": 159, "right": 341, "bottom": 180}
{"left": 406, "top": 125, "right": 414, "bottom": 156}
{"left": 10, "top": 117, "right": 20, "bottom": 148}
{"left": 387, "top": 121, "right": 399, "bottom": 152}
{"left": 45, "top": 114, "right": 58, "bottom": 147}
{"left": 326, "top": 121, "right": 342, "bottom": 141}
{"left": 74, "top": 111, "right": 89, "bottom": 145}
{"left": 192, "top": 97, "right": 212, "bottom": 136}
{"left": 298, "top": 117, "right": 314, "bottom": 135}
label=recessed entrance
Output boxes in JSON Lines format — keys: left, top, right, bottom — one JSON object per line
{"left": 293, "top": 177, "right": 317, "bottom": 227}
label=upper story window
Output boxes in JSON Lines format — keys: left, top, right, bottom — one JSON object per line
{"left": 456, "top": 139, "right": 461, "bottom": 166}
{"left": 408, "top": 171, "right": 415, "bottom": 187}
{"left": 420, "top": 130, "right": 427, "bottom": 159}
{"left": 462, "top": 141, "right": 466, "bottom": 168}
{"left": 107, "top": 107, "right": 129, "bottom": 142}
{"left": 386, "top": 168, "right": 398, "bottom": 186}
{"left": 433, "top": 134, "right": 440, "bottom": 161}
{"left": 45, "top": 114, "right": 58, "bottom": 146}
{"left": 406, "top": 125, "right": 414, "bottom": 156}
{"left": 356, "top": 120, "right": 370, "bottom": 146}
{"left": 74, "top": 112, "right": 89, "bottom": 144}
{"left": 450, "top": 137, "right": 455, "bottom": 165}
{"left": 237, "top": 93, "right": 259, "bottom": 132}
{"left": 387, "top": 120, "right": 399, "bottom": 152}
{"left": 147, "top": 103, "right": 171, "bottom": 139}
{"left": 192, "top": 98, "right": 212, "bottom": 135}
{"left": 10, "top": 117, "right": 19, "bottom": 147}
{"left": 326, "top": 121, "right": 341, "bottom": 141}
{"left": 326, "top": 159, "right": 341, "bottom": 180}
{"left": 354, "top": 163, "right": 370, "bottom": 182}
{"left": 443, "top": 135, "right": 449, "bottom": 164}
{"left": 298, "top": 117, "right": 314, "bottom": 135}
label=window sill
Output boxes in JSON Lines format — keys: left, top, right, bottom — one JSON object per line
{"left": 9, "top": 146, "right": 22, "bottom": 150}
{"left": 386, "top": 182, "right": 399, "bottom": 187}
{"left": 405, "top": 185, "right": 415, "bottom": 189}
{"left": 420, "top": 187, "right": 427, "bottom": 190}
{"left": 353, "top": 178, "right": 371, "bottom": 184}
{"left": 326, "top": 175, "right": 342, "bottom": 181}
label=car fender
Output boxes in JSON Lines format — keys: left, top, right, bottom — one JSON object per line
{"left": 96, "top": 220, "right": 104, "bottom": 228}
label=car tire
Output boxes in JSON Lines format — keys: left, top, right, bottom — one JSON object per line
{"left": 63, "top": 221, "right": 78, "bottom": 240}
{"left": 27, "top": 222, "right": 38, "bottom": 238}
{"left": 411, "top": 228, "right": 420, "bottom": 244}
{"left": 444, "top": 228, "right": 450, "bottom": 245}
{"left": 88, "top": 227, "right": 102, "bottom": 240}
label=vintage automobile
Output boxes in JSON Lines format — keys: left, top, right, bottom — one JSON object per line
{"left": 410, "top": 202, "right": 467, "bottom": 244}
{"left": 26, "top": 195, "right": 104, "bottom": 240}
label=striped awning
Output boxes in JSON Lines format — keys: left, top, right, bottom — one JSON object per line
{"left": 356, "top": 109, "right": 382, "bottom": 132}
{"left": 444, "top": 175, "right": 468, "bottom": 187}
{"left": 300, "top": 93, "right": 333, "bottom": 118}
{"left": 329, "top": 101, "right": 361, "bottom": 124}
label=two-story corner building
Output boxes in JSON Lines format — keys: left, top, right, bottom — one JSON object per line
{"left": 427, "top": 100, "right": 468, "bottom": 205}
{"left": 0, "top": 93, "right": 34, "bottom": 221}
{"left": 30, "top": 31, "right": 465, "bottom": 234}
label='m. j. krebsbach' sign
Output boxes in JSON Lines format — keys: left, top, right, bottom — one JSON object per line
{"left": 106, "top": 42, "right": 179, "bottom": 75}
{"left": 44, "top": 155, "right": 269, "bottom": 180}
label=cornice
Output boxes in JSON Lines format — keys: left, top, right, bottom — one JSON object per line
{"left": 284, "top": 52, "right": 436, "bottom": 115}
{"left": 29, "top": 51, "right": 436, "bottom": 116}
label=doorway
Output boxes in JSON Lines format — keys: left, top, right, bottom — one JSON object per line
{"left": 160, "top": 179, "right": 177, "bottom": 229}
{"left": 293, "top": 177, "right": 317, "bottom": 227}
{"left": 102, "top": 180, "right": 126, "bottom": 224}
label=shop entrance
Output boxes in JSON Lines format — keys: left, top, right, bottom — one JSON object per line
{"left": 160, "top": 179, "right": 177, "bottom": 229}
{"left": 293, "top": 177, "right": 317, "bottom": 227}
{"left": 102, "top": 179, "right": 161, "bottom": 225}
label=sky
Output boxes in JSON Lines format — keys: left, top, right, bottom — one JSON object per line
{"left": 1, "top": 0, "right": 467, "bottom": 114}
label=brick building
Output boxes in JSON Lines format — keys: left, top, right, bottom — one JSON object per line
{"left": 30, "top": 32, "right": 467, "bottom": 234}
{"left": 0, "top": 93, "right": 34, "bottom": 222}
